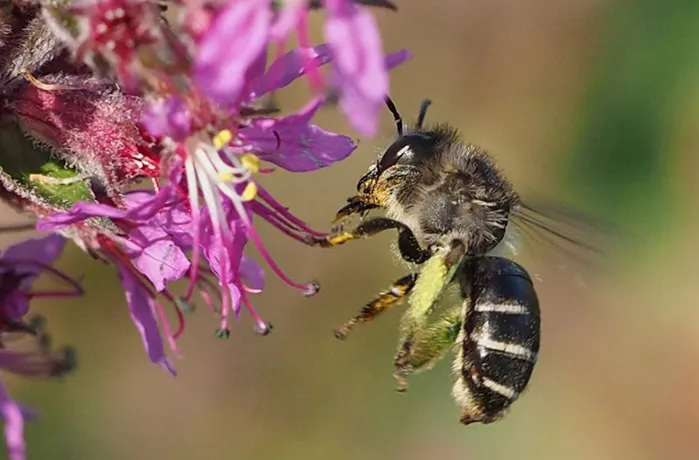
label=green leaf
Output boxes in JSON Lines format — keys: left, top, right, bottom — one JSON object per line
{"left": 0, "top": 120, "right": 95, "bottom": 209}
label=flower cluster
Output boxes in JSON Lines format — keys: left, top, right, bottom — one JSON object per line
{"left": 0, "top": 0, "right": 406, "bottom": 457}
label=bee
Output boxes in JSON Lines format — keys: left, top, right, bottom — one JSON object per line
{"left": 304, "top": 98, "right": 607, "bottom": 425}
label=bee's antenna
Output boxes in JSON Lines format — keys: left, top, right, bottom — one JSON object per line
{"left": 416, "top": 99, "right": 432, "bottom": 130}
{"left": 385, "top": 96, "right": 403, "bottom": 136}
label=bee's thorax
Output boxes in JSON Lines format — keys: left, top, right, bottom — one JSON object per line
{"left": 379, "top": 135, "right": 519, "bottom": 255}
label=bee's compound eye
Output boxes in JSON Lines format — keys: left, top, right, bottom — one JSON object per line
{"left": 378, "top": 134, "right": 434, "bottom": 172}
{"left": 379, "top": 143, "right": 412, "bottom": 171}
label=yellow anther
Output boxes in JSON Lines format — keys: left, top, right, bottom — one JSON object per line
{"left": 241, "top": 181, "right": 258, "bottom": 201}
{"left": 217, "top": 171, "right": 235, "bottom": 182}
{"left": 213, "top": 129, "right": 233, "bottom": 150}
{"left": 240, "top": 153, "right": 260, "bottom": 174}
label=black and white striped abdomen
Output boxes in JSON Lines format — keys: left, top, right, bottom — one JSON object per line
{"left": 452, "top": 256, "right": 540, "bottom": 425}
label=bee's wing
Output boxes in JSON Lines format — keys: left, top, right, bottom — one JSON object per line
{"left": 495, "top": 200, "right": 621, "bottom": 283}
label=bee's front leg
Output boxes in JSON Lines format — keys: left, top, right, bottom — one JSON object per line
{"left": 304, "top": 217, "right": 431, "bottom": 264}
{"left": 332, "top": 196, "right": 380, "bottom": 224}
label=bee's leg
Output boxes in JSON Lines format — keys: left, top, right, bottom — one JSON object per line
{"left": 406, "top": 239, "right": 466, "bottom": 320}
{"left": 334, "top": 273, "right": 417, "bottom": 340}
{"left": 393, "top": 306, "right": 461, "bottom": 392}
{"left": 305, "top": 217, "right": 402, "bottom": 246}
{"left": 332, "top": 196, "right": 379, "bottom": 223}
{"left": 304, "top": 217, "right": 431, "bottom": 263}
{"left": 394, "top": 240, "right": 466, "bottom": 391}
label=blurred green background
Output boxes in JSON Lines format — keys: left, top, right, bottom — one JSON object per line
{"left": 4, "top": 1, "right": 699, "bottom": 459}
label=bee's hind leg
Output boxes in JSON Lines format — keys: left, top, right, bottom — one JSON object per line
{"left": 334, "top": 273, "right": 417, "bottom": 340}
{"left": 394, "top": 240, "right": 466, "bottom": 392}
{"left": 393, "top": 306, "right": 462, "bottom": 392}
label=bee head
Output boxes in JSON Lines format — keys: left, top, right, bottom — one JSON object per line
{"left": 356, "top": 98, "right": 435, "bottom": 195}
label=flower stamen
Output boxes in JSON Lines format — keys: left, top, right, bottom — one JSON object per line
{"left": 241, "top": 181, "right": 258, "bottom": 201}
{"left": 240, "top": 153, "right": 261, "bottom": 173}
{"left": 213, "top": 129, "right": 233, "bottom": 150}
{"left": 240, "top": 288, "right": 270, "bottom": 336}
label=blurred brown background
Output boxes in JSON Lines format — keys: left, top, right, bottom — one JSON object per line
{"left": 5, "top": 0, "right": 699, "bottom": 459}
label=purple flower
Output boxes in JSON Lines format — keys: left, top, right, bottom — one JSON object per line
{"left": 22, "top": 0, "right": 410, "bottom": 366}
{"left": 38, "top": 187, "right": 273, "bottom": 365}
{"left": 0, "top": 235, "right": 81, "bottom": 460}
{"left": 0, "top": 0, "right": 413, "bottom": 456}
{"left": 35, "top": 86, "right": 355, "bottom": 357}
{"left": 37, "top": 190, "right": 190, "bottom": 368}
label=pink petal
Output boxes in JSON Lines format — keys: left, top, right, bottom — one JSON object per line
{"left": 120, "top": 264, "right": 176, "bottom": 375}
{"left": 0, "top": 235, "right": 68, "bottom": 319}
{"left": 2, "top": 234, "right": 66, "bottom": 268}
{"left": 324, "top": 0, "right": 387, "bottom": 136}
{"left": 269, "top": 0, "right": 307, "bottom": 40}
{"left": 36, "top": 188, "right": 174, "bottom": 231}
{"left": 130, "top": 239, "right": 190, "bottom": 292}
{"left": 240, "top": 256, "right": 265, "bottom": 293}
{"left": 0, "top": 384, "right": 25, "bottom": 460}
{"left": 241, "top": 97, "right": 357, "bottom": 171}
{"left": 249, "top": 44, "right": 332, "bottom": 99}
{"left": 384, "top": 49, "right": 412, "bottom": 70}
{"left": 194, "top": 0, "right": 272, "bottom": 105}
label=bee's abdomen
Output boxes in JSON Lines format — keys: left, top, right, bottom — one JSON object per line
{"left": 454, "top": 256, "right": 540, "bottom": 425}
